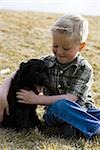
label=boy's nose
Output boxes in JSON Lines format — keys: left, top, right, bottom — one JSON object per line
{"left": 56, "top": 47, "right": 63, "bottom": 55}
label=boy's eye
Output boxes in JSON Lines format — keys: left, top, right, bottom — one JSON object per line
{"left": 53, "top": 45, "right": 58, "bottom": 48}
{"left": 53, "top": 45, "right": 71, "bottom": 51}
{"left": 63, "top": 47, "right": 70, "bottom": 51}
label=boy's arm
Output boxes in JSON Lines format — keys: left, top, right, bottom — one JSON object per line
{"left": 0, "top": 71, "right": 16, "bottom": 99}
{"left": 0, "top": 72, "right": 16, "bottom": 122}
{"left": 17, "top": 89, "right": 78, "bottom": 105}
{"left": 17, "top": 66, "right": 93, "bottom": 105}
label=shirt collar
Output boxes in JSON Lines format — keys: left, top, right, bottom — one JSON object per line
{"left": 48, "top": 53, "right": 84, "bottom": 70}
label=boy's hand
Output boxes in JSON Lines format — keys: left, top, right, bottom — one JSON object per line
{"left": 16, "top": 89, "right": 37, "bottom": 104}
{"left": 0, "top": 98, "right": 9, "bottom": 122}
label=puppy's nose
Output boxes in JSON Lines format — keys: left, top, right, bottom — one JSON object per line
{"left": 36, "top": 86, "right": 43, "bottom": 94}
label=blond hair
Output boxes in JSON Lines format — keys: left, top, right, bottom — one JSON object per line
{"left": 51, "top": 14, "right": 88, "bottom": 44}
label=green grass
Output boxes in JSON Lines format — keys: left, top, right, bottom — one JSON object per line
{"left": 0, "top": 10, "right": 100, "bottom": 149}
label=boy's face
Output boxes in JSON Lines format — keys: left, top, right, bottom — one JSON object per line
{"left": 52, "top": 31, "right": 80, "bottom": 64}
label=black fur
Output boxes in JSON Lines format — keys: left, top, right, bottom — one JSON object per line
{"left": 1, "top": 59, "right": 49, "bottom": 130}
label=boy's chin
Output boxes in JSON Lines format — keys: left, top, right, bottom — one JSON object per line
{"left": 57, "top": 58, "right": 70, "bottom": 64}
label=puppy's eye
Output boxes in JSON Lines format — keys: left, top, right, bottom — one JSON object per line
{"left": 35, "top": 71, "right": 39, "bottom": 74}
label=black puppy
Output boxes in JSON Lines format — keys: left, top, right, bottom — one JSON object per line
{"left": 1, "top": 59, "right": 49, "bottom": 130}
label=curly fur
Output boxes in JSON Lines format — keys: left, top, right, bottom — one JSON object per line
{"left": 1, "top": 59, "right": 49, "bottom": 130}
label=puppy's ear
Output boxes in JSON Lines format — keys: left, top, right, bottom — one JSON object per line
{"left": 15, "top": 62, "right": 27, "bottom": 84}
{"left": 19, "top": 61, "right": 29, "bottom": 73}
{"left": 19, "top": 62, "right": 26, "bottom": 69}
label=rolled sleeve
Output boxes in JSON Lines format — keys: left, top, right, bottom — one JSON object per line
{"left": 66, "top": 66, "right": 93, "bottom": 101}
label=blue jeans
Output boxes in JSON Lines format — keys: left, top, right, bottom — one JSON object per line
{"left": 43, "top": 99, "right": 100, "bottom": 139}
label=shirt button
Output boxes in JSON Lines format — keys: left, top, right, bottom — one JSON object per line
{"left": 60, "top": 70, "right": 63, "bottom": 74}
{"left": 58, "top": 84, "right": 61, "bottom": 88}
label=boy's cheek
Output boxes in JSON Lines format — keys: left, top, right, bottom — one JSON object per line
{"left": 52, "top": 48, "right": 56, "bottom": 54}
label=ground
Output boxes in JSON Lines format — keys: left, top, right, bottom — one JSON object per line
{"left": 0, "top": 10, "right": 100, "bottom": 149}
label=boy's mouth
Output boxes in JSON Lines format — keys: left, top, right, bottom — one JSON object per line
{"left": 57, "top": 55, "right": 66, "bottom": 59}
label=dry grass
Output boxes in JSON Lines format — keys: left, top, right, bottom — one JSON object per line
{"left": 0, "top": 10, "right": 100, "bottom": 149}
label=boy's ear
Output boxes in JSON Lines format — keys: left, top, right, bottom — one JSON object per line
{"left": 79, "top": 42, "right": 86, "bottom": 51}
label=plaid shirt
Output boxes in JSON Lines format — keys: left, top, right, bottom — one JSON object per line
{"left": 42, "top": 53, "right": 96, "bottom": 109}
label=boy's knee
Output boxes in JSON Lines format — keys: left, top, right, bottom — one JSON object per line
{"left": 47, "top": 99, "right": 67, "bottom": 114}
{"left": 44, "top": 99, "right": 66, "bottom": 126}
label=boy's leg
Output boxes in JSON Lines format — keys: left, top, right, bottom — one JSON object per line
{"left": 87, "top": 109, "right": 100, "bottom": 120}
{"left": 43, "top": 99, "right": 100, "bottom": 139}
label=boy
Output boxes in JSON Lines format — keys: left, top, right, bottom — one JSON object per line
{"left": 0, "top": 15, "right": 100, "bottom": 139}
